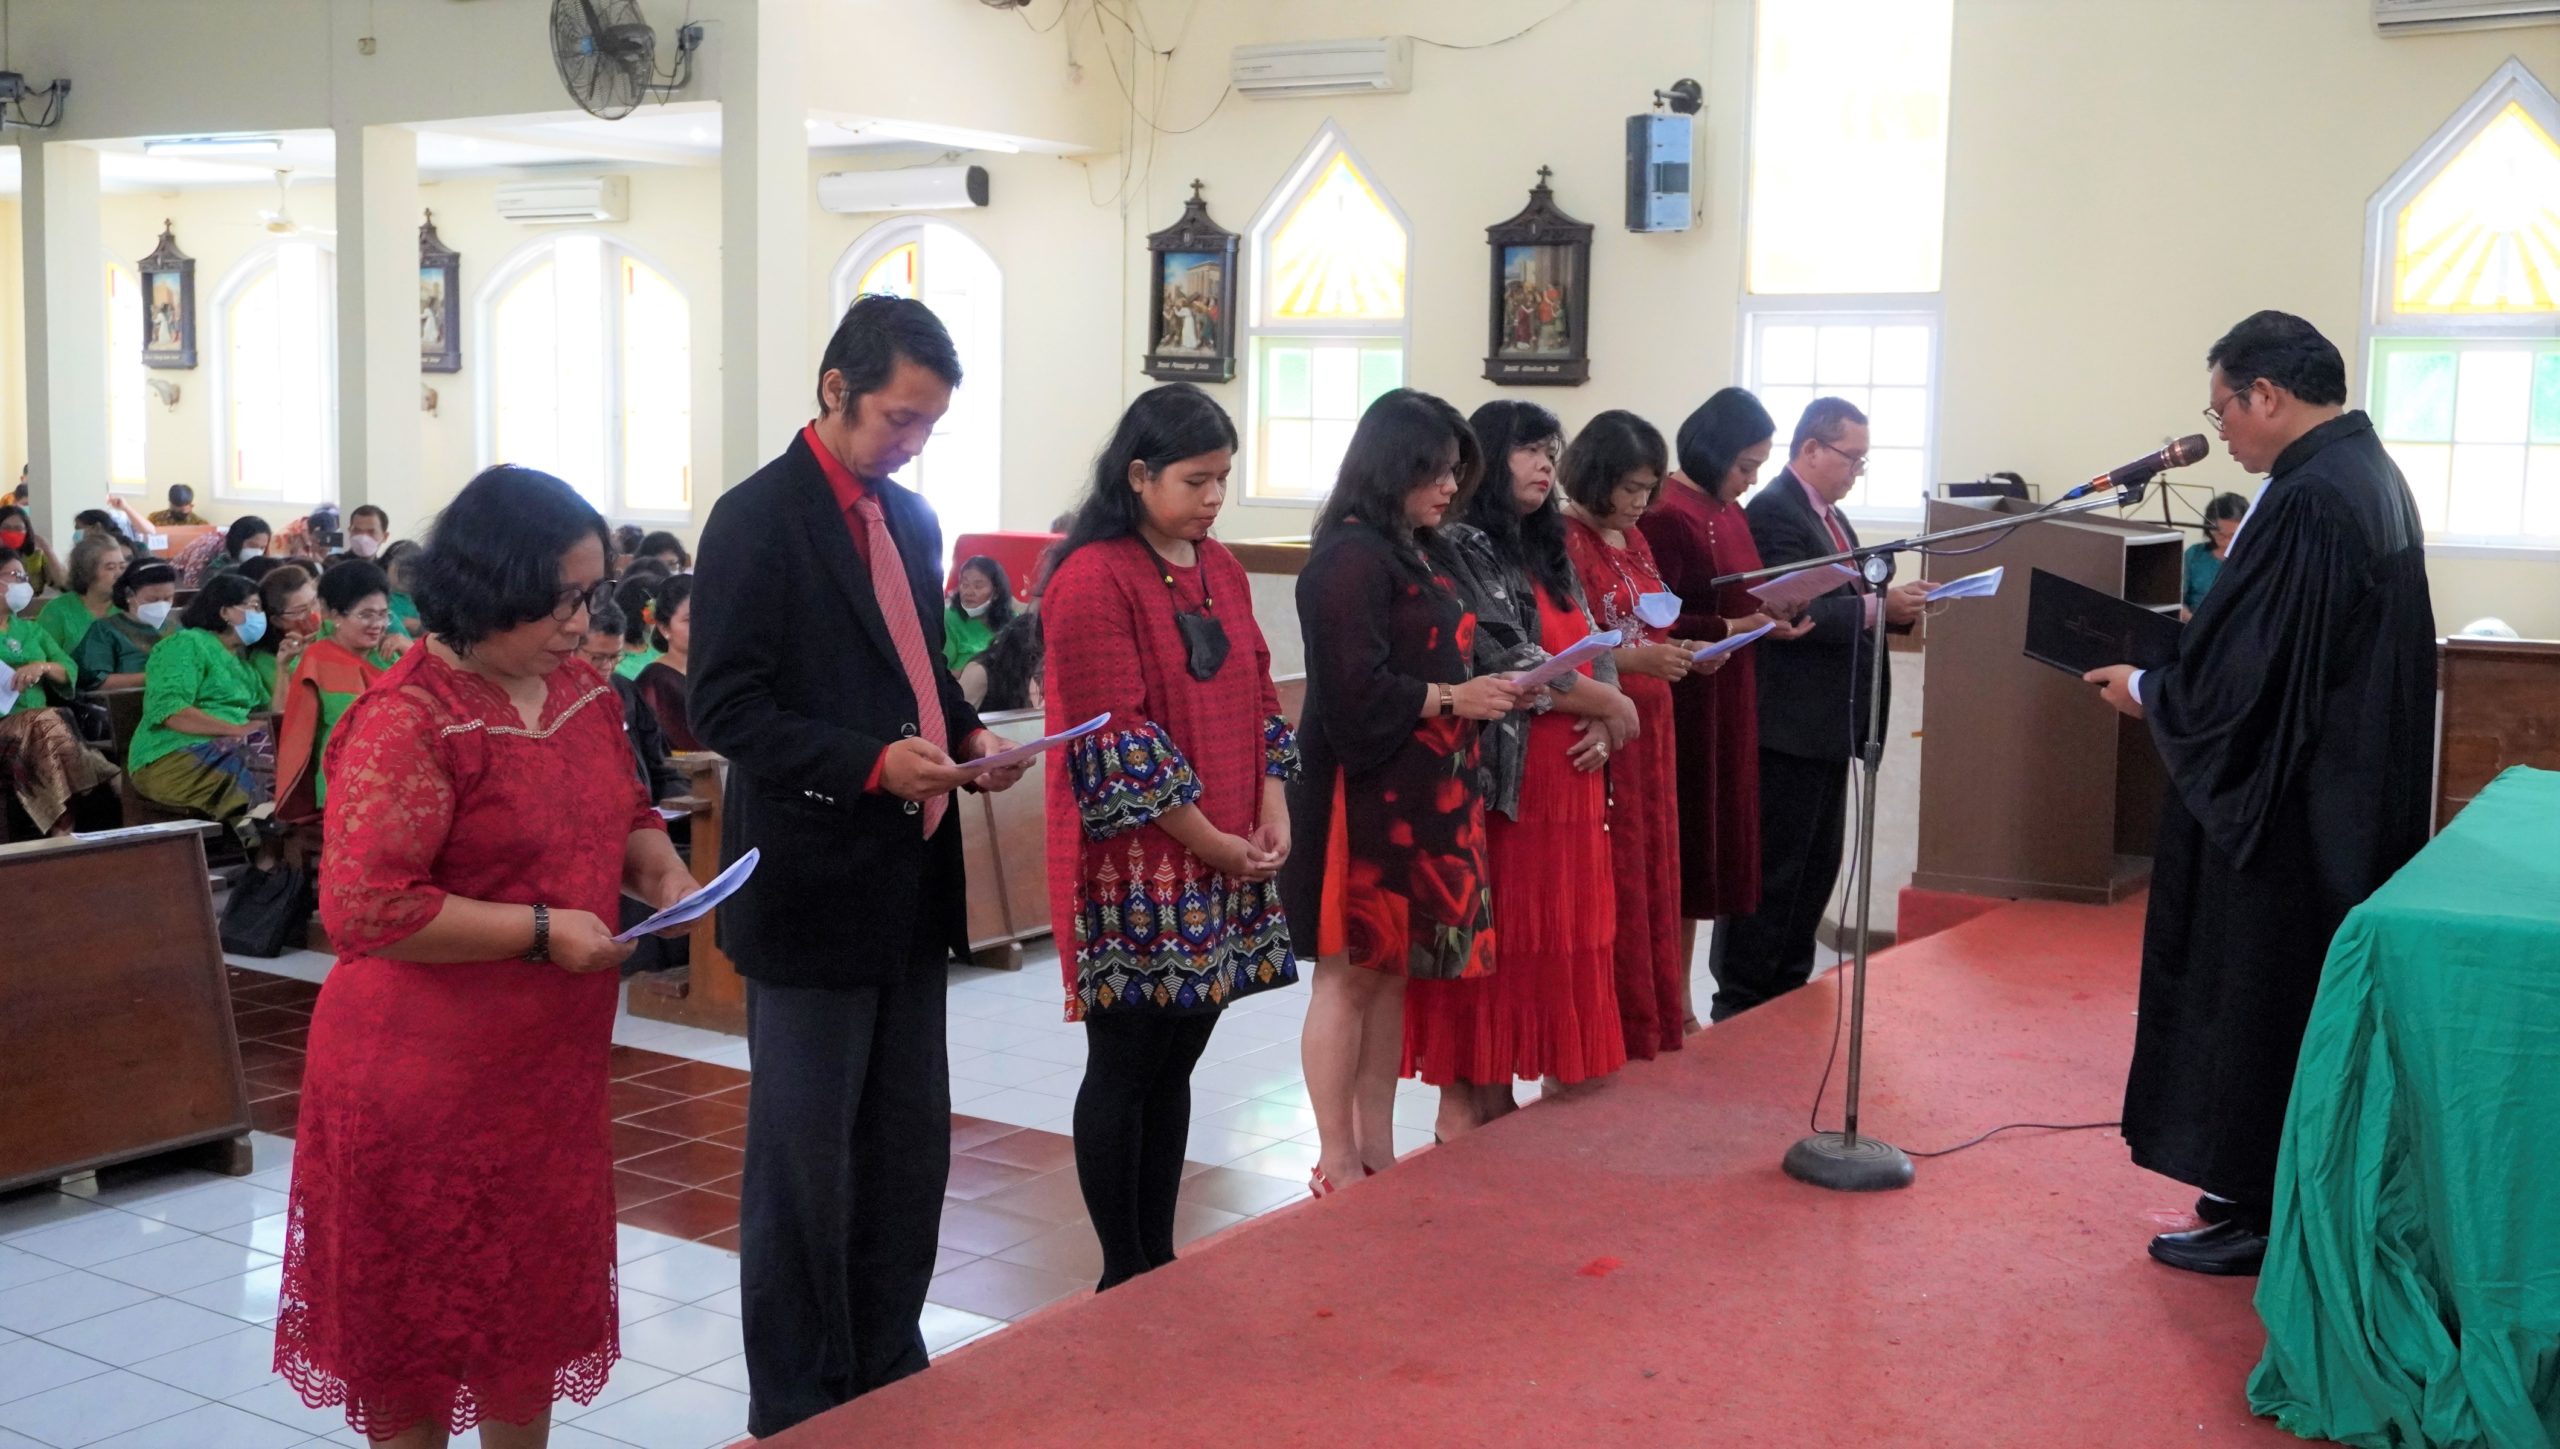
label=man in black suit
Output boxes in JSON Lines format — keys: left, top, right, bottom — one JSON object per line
{"left": 1713, "top": 396, "right": 1927, "bottom": 1021}
{"left": 688, "top": 296, "right": 1027, "bottom": 1439}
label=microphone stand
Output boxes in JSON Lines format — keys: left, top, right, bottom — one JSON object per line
{"left": 1711, "top": 482, "right": 2150, "bottom": 1192}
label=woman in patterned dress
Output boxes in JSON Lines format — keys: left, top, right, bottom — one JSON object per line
{"left": 275, "top": 466, "right": 695, "bottom": 1447}
{"left": 1279, "top": 390, "right": 1524, "bottom": 1196}
{"left": 1044, "top": 383, "right": 1300, "bottom": 1289}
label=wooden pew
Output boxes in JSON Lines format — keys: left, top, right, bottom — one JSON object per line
{"left": 0, "top": 822, "right": 254, "bottom": 1192}
{"left": 2435, "top": 636, "right": 2560, "bottom": 831}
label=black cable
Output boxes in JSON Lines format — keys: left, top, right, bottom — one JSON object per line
{"left": 1413, "top": 0, "right": 1588, "bottom": 49}
{"left": 1908, "top": 1120, "right": 2121, "bottom": 1158}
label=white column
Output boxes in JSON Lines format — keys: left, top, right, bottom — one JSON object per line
{"left": 21, "top": 141, "right": 107, "bottom": 544}
{"left": 333, "top": 121, "right": 422, "bottom": 516}
{"left": 719, "top": 0, "right": 811, "bottom": 488}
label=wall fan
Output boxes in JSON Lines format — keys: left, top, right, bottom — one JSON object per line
{"left": 259, "top": 170, "right": 335, "bottom": 238}
{"left": 549, "top": 0, "right": 704, "bottom": 122}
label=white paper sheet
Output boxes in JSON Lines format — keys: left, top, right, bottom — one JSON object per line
{"left": 954, "top": 711, "right": 1112, "bottom": 779}
{"left": 616, "top": 847, "right": 761, "bottom": 941}
{"left": 1749, "top": 563, "right": 1858, "bottom": 613}
{"left": 1634, "top": 591, "right": 1682, "bottom": 629}
{"left": 1510, "top": 630, "right": 1623, "bottom": 692}
{"left": 1690, "top": 621, "right": 1776, "bottom": 662}
{"left": 1925, "top": 565, "right": 2004, "bottom": 602}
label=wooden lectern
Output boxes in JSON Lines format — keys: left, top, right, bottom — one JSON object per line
{"left": 1913, "top": 497, "right": 2186, "bottom": 904}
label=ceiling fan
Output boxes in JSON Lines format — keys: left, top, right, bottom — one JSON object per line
{"left": 259, "top": 169, "right": 335, "bottom": 238}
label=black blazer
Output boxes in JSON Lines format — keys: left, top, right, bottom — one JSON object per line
{"left": 1744, "top": 468, "right": 1896, "bottom": 764}
{"left": 688, "top": 432, "right": 986, "bottom": 988}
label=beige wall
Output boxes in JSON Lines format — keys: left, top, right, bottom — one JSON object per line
{"left": 0, "top": 199, "right": 23, "bottom": 480}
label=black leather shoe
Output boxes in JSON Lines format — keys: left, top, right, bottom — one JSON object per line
{"left": 2195, "top": 1193, "right": 2238, "bottom": 1226}
{"left": 2148, "top": 1219, "right": 2265, "bottom": 1276}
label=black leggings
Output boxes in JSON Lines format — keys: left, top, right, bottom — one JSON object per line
{"left": 1073, "top": 1010, "right": 1219, "bottom": 1291}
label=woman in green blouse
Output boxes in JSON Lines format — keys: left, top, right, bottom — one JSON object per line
{"left": 128, "top": 572, "right": 278, "bottom": 848}
{"left": 380, "top": 539, "right": 425, "bottom": 641}
{"left": 941, "top": 554, "right": 1014, "bottom": 673}
{"left": 2182, "top": 492, "right": 2251, "bottom": 619}
{"left": 1, "top": 546, "right": 118, "bottom": 835}
{"left": 35, "top": 534, "right": 132, "bottom": 656}
{"left": 73, "top": 560, "right": 179, "bottom": 692}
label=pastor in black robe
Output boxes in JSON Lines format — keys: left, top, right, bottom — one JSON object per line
{"left": 2122, "top": 410, "right": 2435, "bottom": 1216}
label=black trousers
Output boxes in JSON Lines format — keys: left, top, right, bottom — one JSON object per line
{"left": 1073, "top": 1010, "right": 1218, "bottom": 1291}
{"left": 738, "top": 966, "right": 951, "bottom": 1439}
{"left": 1712, "top": 748, "right": 1850, "bottom": 1022}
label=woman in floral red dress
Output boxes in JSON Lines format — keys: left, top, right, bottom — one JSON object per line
{"left": 276, "top": 466, "right": 694, "bottom": 1448}
{"left": 1043, "top": 384, "right": 1300, "bottom": 1290}
{"left": 1562, "top": 411, "right": 1719, "bottom": 1061}
{"left": 1280, "top": 390, "right": 1523, "bottom": 1197}
{"left": 1638, "top": 389, "right": 1812, "bottom": 1021}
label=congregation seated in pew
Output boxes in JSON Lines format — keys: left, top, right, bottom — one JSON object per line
{"left": 0, "top": 545, "right": 119, "bottom": 838}
{"left": 127, "top": 572, "right": 280, "bottom": 852}
{"left": 73, "top": 559, "right": 177, "bottom": 693}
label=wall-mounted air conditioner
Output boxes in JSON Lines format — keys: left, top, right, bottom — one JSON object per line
{"left": 816, "top": 165, "right": 991, "bottom": 214}
{"left": 1231, "top": 36, "right": 1413, "bottom": 99}
{"left": 2374, "top": 0, "right": 2560, "bottom": 32}
{"left": 493, "top": 174, "right": 630, "bottom": 224}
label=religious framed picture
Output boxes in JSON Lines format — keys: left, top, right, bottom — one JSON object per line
{"left": 1143, "top": 180, "right": 1239, "bottom": 383}
{"left": 1483, "top": 167, "right": 1592, "bottom": 386}
{"left": 138, "top": 220, "right": 197, "bottom": 371}
{"left": 419, "top": 209, "right": 462, "bottom": 375}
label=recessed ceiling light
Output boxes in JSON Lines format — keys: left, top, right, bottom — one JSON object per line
{"left": 142, "top": 136, "right": 283, "bottom": 157}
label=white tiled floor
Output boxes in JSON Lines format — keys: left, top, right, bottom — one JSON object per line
{"left": 0, "top": 933, "right": 1723, "bottom": 1447}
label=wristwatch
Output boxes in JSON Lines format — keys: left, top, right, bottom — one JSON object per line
{"left": 524, "top": 903, "right": 551, "bottom": 963}
{"left": 1437, "top": 683, "right": 1455, "bottom": 718}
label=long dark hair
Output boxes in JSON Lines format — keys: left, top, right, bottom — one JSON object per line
{"left": 650, "top": 574, "right": 695, "bottom": 653}
{"left": 975, "top": 610, "right": 1045, "bottom": 713}
{"left": 1313, "top": 389, "right": 1482, "bottom": 550}
{"left": 180, "top": 573, "right": 260, "bottom": 634}
{"left": 1675, "top": 388, "right": 1776, "bottom": 501}
{"left": 1561, "top": 410, "right": 1671, "bottom": 519}
{"left": 225, "top": 515, "right": 273, "bottom": 558}
{"left": 1462, "top": 400, "right": 1575, "bottom": 603}
{"left": 1053, "top": 383, "right": 1239, "bottom": 578}
{"left": 946, "top": 555, "right": 1016, "bottom": 631}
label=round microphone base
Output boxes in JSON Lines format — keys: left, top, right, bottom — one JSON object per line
{"left": 1783, "top": 1131, "right": 1916, "bottom": 1193}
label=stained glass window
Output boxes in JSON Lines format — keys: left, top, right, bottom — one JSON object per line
{"left": 854, "top": 242, "right": 919, "bottom": 302}
{"left": 2368, "top": 62, "right": 2560, "bottom": 543}
{"left": 1247, "top": 129, "right": 1409, "bottom": 501}
{"left": 2393, "top": 103, "right": 2560, "bottom": 316}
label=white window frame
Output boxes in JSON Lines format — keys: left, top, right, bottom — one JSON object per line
{"left": 106, "top": 257, "right": 148, "bottom": 495}
{"left": 828, "top": 218, "right": 1006, "bottom": 550}
{"left": 473, "top": 231, "right": 694, "bottom": 524}
{"left": 1737, "top": 301, "right": 1943, "bottom": 522}
{"left": 208, "top": 237, "right": 339, "bottom": 507}
{"left": 1239, "top": 121, "right": 1414, "bottom": 507}
{"left": 2360, "top": 57, "right": 2560, "bottom": 554}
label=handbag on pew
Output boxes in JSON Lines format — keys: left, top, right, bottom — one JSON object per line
{"left": 220, "top": 860, "right": 316, "bottom": 959}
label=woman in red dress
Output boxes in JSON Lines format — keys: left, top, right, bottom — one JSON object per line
{"left": 1403, "top": 405, "right": 1638, "bottom": 1129}
{"left": 1638, "top": 389, "right": 1811, "bottom": 1021}
{"left": 1280, "top": 390, "right": 1523, "bottom": 1196}
{"left": 1042, "top": 384, "right": 1299, "bottom": 1288}
{"left": 276, "top": 466, "right": 695, "bottom": 1448}
{"left": 1560, "top": 411, "right": 1715, "bottom": 1061}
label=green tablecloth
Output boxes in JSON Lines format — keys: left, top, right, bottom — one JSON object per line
{"left": 2250, "top": 766, "right": 2560, "bottom": 1448}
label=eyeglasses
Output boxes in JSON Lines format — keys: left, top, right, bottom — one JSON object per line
{"left": 347, "top": 608, "right": 393, "bottom": 626}
{"left": 2202, "top": 385, "right": 2252, "bottom": 431}
{"left": 1816, "top": 439, "right": 1871, "bottom": 474}
{"left": 550, "top": 580, "right": 618, "bottom": 622}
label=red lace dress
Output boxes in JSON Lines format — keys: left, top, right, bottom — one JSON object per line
{"left": 275, "top": 648, "right": 662, "bottom": 1440}
{"left": 1567, "top": 517, "right": 1686, "bottom": 1059}
{"left": 1403, "top": 581, "right": 1623, "bottom": 1086}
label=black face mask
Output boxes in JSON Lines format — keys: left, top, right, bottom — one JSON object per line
{"left": 1143, "top": 539, "right": 1229, "bottom": 682}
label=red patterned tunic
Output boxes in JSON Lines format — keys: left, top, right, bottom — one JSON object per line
{"left": 1042, "top": 536, "right": 1299, "bottom": 1019}
{"left": 275, "top": 648, "right": 662, "bottom": 1439}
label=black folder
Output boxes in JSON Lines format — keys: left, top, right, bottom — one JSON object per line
{"left": 2022, "top": 567, "right": 2183, "bottom": 676}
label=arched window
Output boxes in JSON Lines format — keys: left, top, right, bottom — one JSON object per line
{"left": 213, "top": 240, "right": 336, "bottom": 502}
{"left": 830, "top": 220, "right": 1004, "bottom": 550}
{"left": 480, "top": 234, "right": 693, "bottom": 519}
{"left": 2364, "top": 59, "right": 2560, "bottom": 544}
{"left": 106, "top": 261, "right": 147, "bottom": 494}
{"left": 1243, "top": 125, "right": 1410, "bottom": 502}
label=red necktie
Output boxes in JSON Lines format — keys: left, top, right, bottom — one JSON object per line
{"left": 851, "top": 491, "right": 949, "bottom": 837}
{"left": 1818, "top": 501, "right": 1851, "bottom": 554}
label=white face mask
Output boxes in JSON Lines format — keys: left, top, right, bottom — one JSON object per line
{"left": 348, "top": 533, "right": 382, "bottom": 558}
{"left": 960, "top": 599, "right": 991, "bottom": 618}
{"left": 238, "top": 547, "right": 265, "bottom": 562}
{"left": 134, "top": 600, "right": 173, "bottom": 629}
{"left": 2, "top": 581, "right": 30, "bottom": 614}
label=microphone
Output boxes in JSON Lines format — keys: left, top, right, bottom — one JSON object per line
{"left": 2058, "top": 434, "right": 2210, "bottom": 502}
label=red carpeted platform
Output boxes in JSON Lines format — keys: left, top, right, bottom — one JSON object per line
{"left": 773, "top": 895, "right": 2318, "bottom": 1448}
